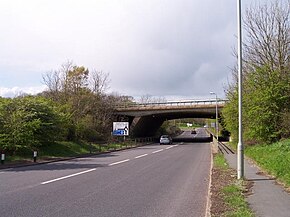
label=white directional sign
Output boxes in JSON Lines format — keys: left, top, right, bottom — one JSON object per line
{"left": 112, "top": 122, "right": 129, "bottom": 136}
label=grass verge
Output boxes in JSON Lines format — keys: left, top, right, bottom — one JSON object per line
{"left": 211, "top": 153, "right": 254, "bottom": 217}
{"left": 2, "top": 140, "right": 135, "bottom": 164}
{"left": 245, "top": 139, "right": 290, "bottom": 187}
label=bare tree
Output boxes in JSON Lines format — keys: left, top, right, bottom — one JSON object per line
{"left": 243, "top": 0, "right": 290, "bottom": 75}
{"left": 89, "top": 70, "right": 110, "bottom": 95}
{"left": 139, "top": 94, "right": 166, "bottom": 104}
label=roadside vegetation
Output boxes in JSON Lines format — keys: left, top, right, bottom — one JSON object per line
{"left": 222, "top": 0, "right": 290, "bottom": 145}
{"left": 0, "top": 61, "right": 134, "bottom": 161}
{"left": 211, "top": 154, "right": 254, "bottom": 217}
{"left": 220, "top": 0, "right": 290, "bottom": 190}
{"left": 2, "top": 140, "right": 139, "bottom": 164}
{"left": 245, "top": 139, "right": 290, "bottom": 188}
{"left": 215, "top": 4, "right": 290, "bottom": 213}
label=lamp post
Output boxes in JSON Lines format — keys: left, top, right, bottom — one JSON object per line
{"left": 210, "top": 92, "right": 218, "bottom": 142}
{"left": 237, "top": 0, "right": 244, "bottom": 179}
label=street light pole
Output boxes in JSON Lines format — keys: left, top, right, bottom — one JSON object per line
{"left": 237, "top": 0, "right": 244, "bottom": 179}
{"left": 210, "top": 92, "right": 218, "bottom": 142}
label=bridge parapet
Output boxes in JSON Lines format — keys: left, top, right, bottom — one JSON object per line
{"left": 116, "top": 99, "right": 227, "bottom": 110}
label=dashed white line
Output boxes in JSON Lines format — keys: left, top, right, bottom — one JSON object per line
{"left": 41, "top": 168, "right": 97, "bottom": 185}
{"left": 135, "top": 154, "right": 148, "bottom": 159}
{"left": 165, "top": 145, "right": 174, "bottom": 150}
{"left": 109, "top": 159, "right": 130, "bottom": 166}
{"left": 152, "top": 149, "right": 164, "bottom": 154}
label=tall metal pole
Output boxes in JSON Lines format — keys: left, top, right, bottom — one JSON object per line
{"left": 237, "top": 0, "right": 244, "bottom": 179}
{"left": 210, "top": 92, "right": 218, "bottom": 141}
{"left": 215, "top": 94, "right": 218, "bottom": 142}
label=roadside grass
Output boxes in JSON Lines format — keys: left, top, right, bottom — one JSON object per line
{"left": 212, "top": 153, "right": 254, "bottom": 217}
{"left": 245, "top": 139, "right": 290, "bottom": 187}
{"left": 222, "top": 181, "right": 254, "bottom": 217}
{"left": 2, "top": 141, "right": 135, "bottom": 163}
{"left": 40, "top": 141, "right": 92, "bottom": 157}
{"left": 214, "top": 153, "right": 228, "bottom": 170}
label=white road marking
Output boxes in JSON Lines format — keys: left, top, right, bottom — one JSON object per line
{"left": 165, "top": 145, "right": 174, "bottom": 150}
{"left": 152, "top": 149, "right": 164, "bottom": 154}
{"left": 41, "top": 168, "right": 97, "bottom": 185}
{"left": 109, "top": 159, "right": 130, "bottom": 166}
{"left": 134, "top": 154, "right": 148, "bottom": 159}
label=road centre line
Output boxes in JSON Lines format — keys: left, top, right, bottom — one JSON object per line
{"left": 152, "top": 149, "right": 164, "bottom": 154}
{"left": 41, "top": 168, "right": 97, "bottom": 185}
{"left": 109, "top": 159, "right": 130, "bottom": 166}
{"left": 134, "top": 154, "right": 148, "bottom": 159}
{"left": 38, "top": 145, "right": 181, "bottom": 185}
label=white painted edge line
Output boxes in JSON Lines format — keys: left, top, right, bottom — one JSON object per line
{"left": 205, "top": 144, "right": 214, "bottom": 217}
{"left": 109, "top": 159, "right": 130, "bottom": 166}
{"left": 41, "top": 168, "right": 97, "bottom": 185}
{"left": 135, "top": 154, "right": 148, "bottom": 159}
{"left": 152, "top": 149, "right": 164, "bottom": 154}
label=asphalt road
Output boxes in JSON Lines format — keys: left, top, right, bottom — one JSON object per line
{"left": 0, "top": 132, "right": 211, "bottom": 217}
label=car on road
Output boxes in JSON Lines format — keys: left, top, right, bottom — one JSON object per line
{"left": 159, "top": 135, "right": 173, "bottom": 145}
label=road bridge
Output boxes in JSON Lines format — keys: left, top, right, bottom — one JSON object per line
{"left": 114, "top": 99, "right": 227, "bottom": 137}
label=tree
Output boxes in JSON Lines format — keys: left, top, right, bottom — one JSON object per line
{"left": 243, "top": 1, "right": 290, "bottom": 74}
{"left": 0, "top": 96, "right": 67, "bottom": 153}
{"left": 139, "top": 94, "right": 166, "bottom": 103}
{"left": 223, "top": 0, "right": 290, "bottom": 144}
{"left": 42, "top": 61, "right": 117, "bottom": 142}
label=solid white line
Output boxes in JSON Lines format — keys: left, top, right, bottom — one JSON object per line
{"left": 135, "top": 154, "right": 148, "bottom": 159}
{"left": 41, "top": 168, "right": 97, "bottom": 185}
{"left": 109, "top": 159, "right": 130, "bottom": 166}
{"left": 152, "top": 149, "right": 164, "bottom": 154}
{"left": 165, "top": 145, "right": 174, "bottom": 150}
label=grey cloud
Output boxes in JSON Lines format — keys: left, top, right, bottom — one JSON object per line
{"left": 0, "top": 0, "right": 259, "bottom": 99}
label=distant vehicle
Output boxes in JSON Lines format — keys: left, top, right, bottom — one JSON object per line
{"left": 191, "top": 129, "right": 196, "bottom": 134}
{"left": 159, "top": 135, "right": 173, "bottom": 145}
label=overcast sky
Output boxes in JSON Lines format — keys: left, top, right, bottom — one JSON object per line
{"left": 0, "top": 0, "right": 270, "bottom": 100}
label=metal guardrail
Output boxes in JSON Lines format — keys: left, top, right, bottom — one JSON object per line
{"left": 116, "top": 99, "right": 228, "bottom": 109}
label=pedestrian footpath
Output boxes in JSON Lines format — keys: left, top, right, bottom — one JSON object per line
{"left": 224, "top": 153, "right": 290, "bottom": 217}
